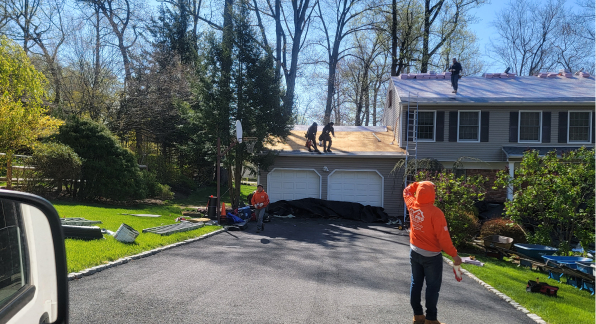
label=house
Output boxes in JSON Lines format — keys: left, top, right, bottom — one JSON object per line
{"left": 383, "top": 73, "right": 596, "bottom": 202}
{"left": 258, "top": 126, "right": 406, "bottom": 220}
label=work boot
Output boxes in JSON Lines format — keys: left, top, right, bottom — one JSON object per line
{"left": 327, "top": 149, "right": 332, "bottom": 153}
{"left": 424, "top": 320, "right": 445, "bottom": 324}
{"left": 413, "top": 315, "right": 425, "bottom": 324}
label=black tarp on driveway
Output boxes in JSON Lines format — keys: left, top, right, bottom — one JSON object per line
{"left": 267, "top": 198, "right": 389, "bottom": 223}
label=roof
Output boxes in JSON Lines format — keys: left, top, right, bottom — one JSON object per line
{"left": 391, "top": 75, "right": 595, "bottom": 105}
{"left": 265, "top": 126, "right": 406, "bottom": 157}
{"left": 502, "top": 146, "right": 584, "bottom": 158}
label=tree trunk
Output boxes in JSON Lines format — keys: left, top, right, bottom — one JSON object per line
{"left": 421, "top": 0, "right": 432, "bottom": 73}
{"left": 324, "top": 49, "right": 339, "bottom": 124}
{"left": 275, "top": 0, "right": 282, "bottom": 81}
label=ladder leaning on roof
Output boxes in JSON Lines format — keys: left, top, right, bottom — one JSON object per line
{"left": 401, "top": 92, "right": 419, "bottom": 228}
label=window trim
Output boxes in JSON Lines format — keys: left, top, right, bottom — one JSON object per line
{"left": 457, "top": 110, "right": 481, "bottom": 143}
{"left": 567, "top": 110, "right": 592, "bottom": 144}
{"left": 518, "top": 110, "right": 542, "bottom": 143}
{"left": 416, "top": 110, "right": 436, "bottom": 142}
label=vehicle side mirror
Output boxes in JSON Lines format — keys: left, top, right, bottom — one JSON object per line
{"left": 0, "top": 189, "right": 68, "bottom": 324}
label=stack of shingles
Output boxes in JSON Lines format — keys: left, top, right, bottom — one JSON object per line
{"left": 398, "top": 71, "right": 451, "bottom": 80}
{"left": 482, "top": 72, "right": 516, "bottom": 78}
{"left": 559, "top": 69, "right": 572, "bottom": 78}
{"left": 577, "top": 71, "right": 591, "bottom": 78}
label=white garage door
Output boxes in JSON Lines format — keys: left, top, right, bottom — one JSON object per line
{"left": 267, "top": 169, "right": 321, "bottom": 203}
{"left": 328, "top": 170, "right": 383, "bottom": 207}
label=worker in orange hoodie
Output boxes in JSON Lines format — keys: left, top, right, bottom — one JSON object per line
{"left": 403, "top": 181, "right": 462, "bottom": 324}
{"left": 251, "top": 184, "right": 270, "bottom": 233}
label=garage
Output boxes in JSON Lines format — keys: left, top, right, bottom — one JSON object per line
{"left": 327, "top": 170, "right": 383, "bottom": 207}
{"left": 267, "top": 168, "right": 321, "bottom": 203}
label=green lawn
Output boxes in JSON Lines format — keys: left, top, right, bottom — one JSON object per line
{"left": 53, "top": 201, "right": 222, "bottom": 273}
{"left": 446, "top": 253, "right": 595, "bottom": 324}
{"left": 53, "top": 184, "right": 257, "bottom": 273}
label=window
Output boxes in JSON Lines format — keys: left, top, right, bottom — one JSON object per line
{"left": 568, "top": 111, "right": 592, "bottom": 143}
{"left": 0, "top": 199, "right": 28, "bottom": 308}
{"left": 458, "top": 111, "right": 480, "bottom": 142}
{"left": 417, "top": 111, "right": 435, "bottom": 141}
{"left": 519, "top": 111, "right": 542, "bottom": 143}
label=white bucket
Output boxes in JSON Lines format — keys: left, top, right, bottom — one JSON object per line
{"left": 113, "top": 223, "right": 139, "bottom": 243}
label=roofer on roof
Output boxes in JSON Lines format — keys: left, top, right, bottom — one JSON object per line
{"left": 448, "top": 58, "right": 463, "bottom": 94}
{"left": 319, "top": 122, "right": 335, "bottom": 153}
{"left": 305, "top": 122, "right": 321, "bottom": 153}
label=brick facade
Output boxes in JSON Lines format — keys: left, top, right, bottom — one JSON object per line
{"left": 466, "top": 169, "right": 507, "bottom": 203}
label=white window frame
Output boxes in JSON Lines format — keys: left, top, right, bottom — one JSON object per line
{"left": 457, "top": 110, "right": 481, "bottom": 143}
{"left": 567, "top": 110, "right": 592, "bottom": 144}
{"left": 518, "top": 110, "right": 542, "bottom": 143}
{"left": 416, "top": 110, "right": 436, "bottom": 142}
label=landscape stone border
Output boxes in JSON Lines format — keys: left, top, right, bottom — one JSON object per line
{"left": 442, "top": 256, "right": 547, "bottom": 324}
{"left": 67, "top": 228, "right": 226, "bottom": 281}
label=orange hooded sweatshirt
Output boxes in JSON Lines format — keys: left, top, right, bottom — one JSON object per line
{"left": 403, "top": 181, "right": 458, "bottom": 258}
{"left": 251, "top": 190, "right": 269, "bottom": 210}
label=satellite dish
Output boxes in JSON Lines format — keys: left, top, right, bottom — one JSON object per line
{"left": 236, "top": 120, "right": 243, "bottom": 143}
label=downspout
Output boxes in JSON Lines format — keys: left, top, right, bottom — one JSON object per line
{"left": 507, "top": 161, "right": 515, "bottom": 200}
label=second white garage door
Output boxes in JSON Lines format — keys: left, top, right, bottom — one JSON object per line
{"left": 328, "top": 170, "right": 383, "bottom": 207}
{"left": 267, "top": 169, "right": 321, "bottom": 203}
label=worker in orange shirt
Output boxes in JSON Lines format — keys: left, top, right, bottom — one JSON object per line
{"left": 403, "top": 181, "right": 462, "bottom": 324}
{"left": 251, "top": 184, "right": 270, "bottom": 233}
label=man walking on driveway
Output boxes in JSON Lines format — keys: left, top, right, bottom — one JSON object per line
{"left": 448, "top": 58, "right": 463, "bottom": 94}
{"left": 403, "top": 181, "right": 462, "bottom": 324}
{"left": 251, "top": 184, "right": 269, "bottom": 233}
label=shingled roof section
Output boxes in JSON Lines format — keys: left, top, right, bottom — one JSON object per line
{"left": 265, "top": 126, "right": 406, "bottom": 157}
{"left": 392, "top": 75, "right": 595, "bottom": 105}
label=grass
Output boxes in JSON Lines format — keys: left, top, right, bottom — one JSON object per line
{"left": 53, "top": 184, "right": 257, "bottom": 273}
{"left": 53, "top": 201, "right": 222, "bottom": 273}
{"left": 445, "top": 252, "right": 595, "bottom": 324}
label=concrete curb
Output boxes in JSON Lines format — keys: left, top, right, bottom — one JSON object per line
{"left": 68, "top": 228, "right": 226, "bottom": 281}
{"left": 442, "top": 256, "right": 547, "bottom": 324}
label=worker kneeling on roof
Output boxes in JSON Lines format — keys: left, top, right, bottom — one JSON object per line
{"left": 403, "top": 181, "right": 462, "bottom": 324}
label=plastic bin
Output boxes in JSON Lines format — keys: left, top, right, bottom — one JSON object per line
{"left": 113, "top": 223, "right": 139, "bottom": 243}
{"left": 576, "top": 261, "right": 596, "bottom": 276}
{"left": 513, "top": 243, "right": 558, "bottom": 260}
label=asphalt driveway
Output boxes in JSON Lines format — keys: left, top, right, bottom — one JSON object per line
{"left": 69, "top": 218, "right": 536, "bottom": 324}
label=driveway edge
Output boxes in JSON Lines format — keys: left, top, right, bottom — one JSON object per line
{"left": 443, "top": 256, "right": 547, "bottom": 324}
{"left": 68, "top": 228, "right": 226, "bottom": 281}
{"left": 442, "top": 256, "right": 546, "bottom": 324}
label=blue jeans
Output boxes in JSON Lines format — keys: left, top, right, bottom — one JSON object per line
{"left": 410, "top": 250, "right": 443, "bottom": 321}
{"left": 256, "top": 208, "right": 266, "bottom": 230}
{"left": 451, "top": 74, "right": 459, "bottom": 91}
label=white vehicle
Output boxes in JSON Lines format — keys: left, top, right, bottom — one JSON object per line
{"left": 0, "top": 190, "right": 68, "bottom": 323}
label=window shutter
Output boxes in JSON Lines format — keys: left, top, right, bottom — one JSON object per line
{"left": 592, "top": 111, "right": 596, "bottom": 143}
{"left": 509, "top": 112, "right": 518, "bottom": 142}
{"left": 449, "top": 111, "right": 458, "bottom": 142}
{"left": 558, "top": 111, "right": 568, "bottom": 143}
{"left": 480, "top": 111, "right": 489, "bottom": 142}
{"left": 436, "top": 111, "right": 445, "bottom": 142}
{"left": 542, "top": 112, "right": 551, "bottom": 143}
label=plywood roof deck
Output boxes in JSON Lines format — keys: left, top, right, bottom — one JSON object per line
{"left": 266, "top": 127, "right": 406, "bottom": 156}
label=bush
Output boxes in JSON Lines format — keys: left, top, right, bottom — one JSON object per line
{"left": 27, "top": 143, "right": 81, "bottom": 195}
{"left": 415, "top": 170, "right": 488, "bottom": 248}
{"left": 480, "top": 218, "right": 527, "bottom": 244}
{"left": 53, "top": 118, "right": 146, "bottom": 200}
{"left": 141, "top": 170, "right": 174, "bottom": 200}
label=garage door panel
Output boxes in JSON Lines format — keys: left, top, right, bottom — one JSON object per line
{"left": 268, "top": 169, "right": 320, "bottom": 203}
{"left": 328, "top": 171, "right": 383, "bottom": 207}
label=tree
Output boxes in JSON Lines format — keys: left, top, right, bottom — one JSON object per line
{"left": 53, "top": 118, "right": 147, "bottom": 200}
{"left": 490, "top": 0, "right": 563, "bottom": 76}
{"left": 494, "top": 148, "right": 595, "bottom": 254}
{"left": 0, "top": 36, "right": 63, "bottom": 189}
{"left": 419, "top": 0, "right": 485, "bottom": 73}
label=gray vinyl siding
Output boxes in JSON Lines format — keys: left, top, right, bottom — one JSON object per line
{"left": 400, "top": 105, "right": 594, "bottom": 162}
{"left": 259, "top": 156, "right": 405, "bottom": 219}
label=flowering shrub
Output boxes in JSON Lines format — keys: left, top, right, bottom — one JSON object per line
{"left": 415, "top": 170, "right": 487, "bottom": 248}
